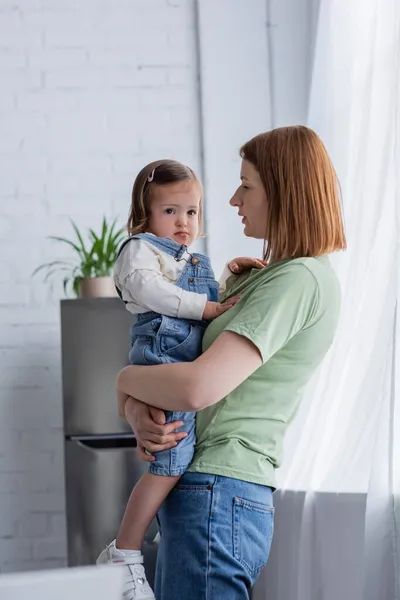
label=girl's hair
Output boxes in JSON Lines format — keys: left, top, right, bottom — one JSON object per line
{"left": 127, "top": 159, "right": 203, "bottom": 236}
{"left": 240, "top": 126, "right": 347, "bottom": 262}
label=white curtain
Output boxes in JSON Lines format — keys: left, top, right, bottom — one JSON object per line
{"left": 255, "top": 1, "right": 400, "bottom": 599}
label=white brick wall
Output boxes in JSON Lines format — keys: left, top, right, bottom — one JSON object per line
{"left": 0, "top": 0, "right": 201, "bottom": 572}
{"left": 0, "top": 0, "right": 316, "bottom": 575}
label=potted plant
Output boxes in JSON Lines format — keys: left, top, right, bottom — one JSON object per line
{"left": 33, "top": 217, "right": 125, "bottom": 298}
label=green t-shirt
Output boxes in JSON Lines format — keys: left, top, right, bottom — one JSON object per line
{"left": 189, "top": 256, "right": 341, "bottom": 489}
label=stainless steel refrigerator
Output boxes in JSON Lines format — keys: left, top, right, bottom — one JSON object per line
{"left": 61, "top": 298, "right": 158, "bottom": 584}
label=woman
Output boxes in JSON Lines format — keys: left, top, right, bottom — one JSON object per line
{"left": 116, "top": 125, "right": 346, "bottom": 599}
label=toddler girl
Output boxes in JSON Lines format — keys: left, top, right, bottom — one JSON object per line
{"left": 97, "top": 160, "right": 243, "bottom": 599}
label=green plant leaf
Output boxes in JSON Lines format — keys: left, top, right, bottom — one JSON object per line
{"left": 32, "top": 260, "right": 74, "bottom": 277}
{"left": 108, "top": 223, "right": 124, "bottom": 246}
{"left": 43, "top": 266, "right": 73, "bottom": 283}
{"left": 101, "top": 216, "right": 107, "bottom": 244}
{"left": 73, "top": 276, "right": 81, "bottom": 297}
{"left": 63, "top": 276, "right": 73, "bottom": 296}
{"left": 89, "top": 229, "right": 99, "bottom": 248}
{"left": 106, "top": 221, "right": 125, "bottom": 264}
{"left": 101, "top": 217, "right": 110, "bottom": 266}
{"left": 48, "top": 236, "right": 83, "bottom": 256}
{"left": 107, "top": 219, "right": 116, "bottom": 243}
{"left": 70, "top": 219, "right": 90, "bottom": 260}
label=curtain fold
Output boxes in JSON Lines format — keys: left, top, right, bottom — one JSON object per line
{"left": 264, "top": 1, "right": 400, "bottom": 598}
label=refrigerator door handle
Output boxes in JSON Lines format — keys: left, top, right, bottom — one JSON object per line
{"left": 68, "top": 436, "right": 137, "bottom": 452}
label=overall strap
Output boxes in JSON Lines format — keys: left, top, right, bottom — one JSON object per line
{"left": 115, "top": 236, "right": 139, "bottom": 301}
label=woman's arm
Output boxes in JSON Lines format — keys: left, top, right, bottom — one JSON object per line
{"left": 117, "top": 331, "right": 262, "bottom": 414}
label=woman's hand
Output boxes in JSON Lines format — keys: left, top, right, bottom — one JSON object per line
{"left": 124, "top": 397, "right": 188, "bottom": 462}
{"left": 228, "top": 257, "right": 267, "bottom": 274}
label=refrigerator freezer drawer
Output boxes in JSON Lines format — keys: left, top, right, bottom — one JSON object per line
{"left": 61, "top": 298, "right": 133, "bottom": 436}
{"left": 65, "top": 436, "right": 158, "bottom": 582}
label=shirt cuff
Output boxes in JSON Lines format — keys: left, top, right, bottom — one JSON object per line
{"left": 178, "top": 290, "right": 208, "bottom": 320}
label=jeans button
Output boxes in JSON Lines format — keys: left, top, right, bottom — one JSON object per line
{"left": 188, "top": 277, "right": 194, "bottom": 284}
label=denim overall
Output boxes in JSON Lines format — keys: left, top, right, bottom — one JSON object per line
{"left": 116, "top": 233, "right": 219, "bottom": 476}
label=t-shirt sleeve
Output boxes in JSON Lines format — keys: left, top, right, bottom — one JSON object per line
{"left": 224, "top": 264, "right": 319, "bottom": 363}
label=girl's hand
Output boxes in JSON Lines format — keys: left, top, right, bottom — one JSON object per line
{"left": 124, "top": 397, "right": 188, "bottom": 462}
{"left": 228, "top": 257, "right": 267, "bottom": 274}
{"left": 202, "top": 295, "right": 241, "bottom": 320}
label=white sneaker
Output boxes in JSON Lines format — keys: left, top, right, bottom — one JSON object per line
{"left": 97, "top": 539, "right": 155, "bottom": 600}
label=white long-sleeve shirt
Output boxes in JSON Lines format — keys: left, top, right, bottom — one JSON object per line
{"left": 113, "top": 235, "right": 231, "bottom": 321}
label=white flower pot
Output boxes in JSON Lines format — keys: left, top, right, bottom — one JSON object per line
{"left": 78, "top": 276, "right": 117, "bottom": 299}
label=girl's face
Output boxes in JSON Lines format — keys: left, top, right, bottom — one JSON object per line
{"left": 230, "top": 159, "right": 268, "bottom": 239}
{"left": 147, "top": 180, "right": 201, "bottom": 246}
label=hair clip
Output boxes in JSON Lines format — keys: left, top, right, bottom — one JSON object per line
{"left": 147, "top": 169, "right": 155, "bottom": 183}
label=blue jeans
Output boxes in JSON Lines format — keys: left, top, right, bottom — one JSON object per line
{"left": 155, "top": 472, "right": 274, "bottom": 599}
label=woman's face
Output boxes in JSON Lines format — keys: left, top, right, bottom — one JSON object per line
{"left": 230, "top": 159, "right": 268, "bottom": 239}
